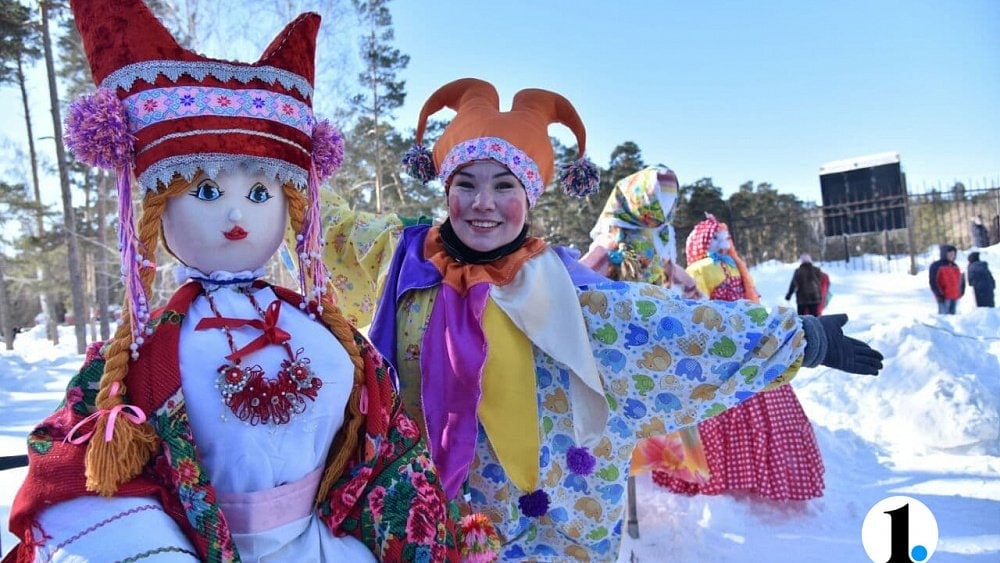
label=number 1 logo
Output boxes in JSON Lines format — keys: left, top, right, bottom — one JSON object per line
{"left": 861, "top": 496, "right": 939, "bottom": 562}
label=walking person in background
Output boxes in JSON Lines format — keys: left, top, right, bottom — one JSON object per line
{"left": 785, "top": 254, "right": 825, "bottom": 316}
{"left": 966, "top": 252, "right": 996, "bottom": 308}
{"left": 929, "top": 244, "right": 964, "bottom": 315}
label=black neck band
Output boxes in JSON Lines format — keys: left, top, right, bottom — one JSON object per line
{"left": 439, "top": 219, "right": 529, "bottom": 264}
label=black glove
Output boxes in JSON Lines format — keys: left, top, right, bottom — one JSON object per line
{"left": 818, "top": 314, "right": 883, "bottom": 375}
{"left": 784, "top": 293, "right": 792, "bottom": 301}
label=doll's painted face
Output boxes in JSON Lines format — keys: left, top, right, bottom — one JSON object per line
{"left": 447, "top": 159, "right": 529, "bottom": 252}
{"left": 709, "top": 229, "right": 731, "bottom": 252}
{"left": 162, "top": 169, "right": 287, "bottom": 273}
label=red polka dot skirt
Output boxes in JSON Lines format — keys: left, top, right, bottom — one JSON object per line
{"left": 652, "top": 384, "right": 825, "bottom": 500}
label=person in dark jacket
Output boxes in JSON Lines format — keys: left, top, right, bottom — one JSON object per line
{"left": 928, "top": 244, "right": 965, "bottom": 314}
{"left": 786, "top": 254, "right": 825, "bottom": 315}
{"left": 966, "top": 252, "right": 995, "bottom": 307}
{"left": 970, "top": 216, "right": 990, "bottom": 248}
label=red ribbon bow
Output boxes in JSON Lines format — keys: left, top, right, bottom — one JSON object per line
{"left": 196, "top": 299, "right": 291, "bottom": 362}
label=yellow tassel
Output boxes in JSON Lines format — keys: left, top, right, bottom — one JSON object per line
{"left": 84, "top": 416, "right": 158, "bottom": 497}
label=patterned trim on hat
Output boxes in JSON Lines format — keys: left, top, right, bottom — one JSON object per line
{"left": 137, "top": 153, "right": 307, "bottom": 192}
{"left": 101, "top": 61, "right": 313, "bottom": 98}
{"left": 439, "top": 137, "right": 543, "bottom": 207}
{"left": 138, "top": 129, "right": 310, "bottom": 158}
{"left": 123, "top": 87, "right": 314, "bottom": 135}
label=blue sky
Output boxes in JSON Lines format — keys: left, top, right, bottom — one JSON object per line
{"left": 1, "top": 0, "right": 997, "bottom": 209}
{"left": 388, "top": 0, "right": 999, "bottom": 203}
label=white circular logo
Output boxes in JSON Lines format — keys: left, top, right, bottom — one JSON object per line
{"left": 861, "top": 496, "right": 939, "bottom": 562}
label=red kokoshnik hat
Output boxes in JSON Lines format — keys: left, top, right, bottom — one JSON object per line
{"left": 65, "top": 0, "right": 343, "bottom": 355}
{"left": 402, "top": 77, "right": 600, "bottom": 207}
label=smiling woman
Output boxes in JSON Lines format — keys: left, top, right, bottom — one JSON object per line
{"left": 313, "top": 77, "right": 883, "bottom": 562}
{"left": 445, "top": 160, "right": 529, "bottom": 253}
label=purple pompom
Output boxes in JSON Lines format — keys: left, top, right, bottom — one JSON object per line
{"left": 312, "top": 119, "right": 345, "bottom": 182}
{"left": 517, "top": 489, "right": 550, "bottom": 518}
{"left": 63, "top": 88, "right": 134, "bottom": 169}
{"left": 402, "top": 143, "right": 436, "bottom": 183}
{"left": 566, "top": 446, "right": 597, "bottom": 475}
{"left": 559, "top": 157, "right": 600, "bottom": 197}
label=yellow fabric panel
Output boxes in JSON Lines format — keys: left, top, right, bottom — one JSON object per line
{"left": 686, "top": 258, "right": 725, "bottom": 298}
{"left": 320, "top": 193, "right": 403, "bottom": 327}
{"left": 394, "top": 288, "right": 438, "bottom": 435}
{"left": 480, "top": 299, "right": 540, "bottom": 493}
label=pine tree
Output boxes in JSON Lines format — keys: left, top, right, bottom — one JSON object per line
{"left": 674, "top": 178, "right": 728, "bottom": 265}
{"left": 338, "top": 0, "right": 410, "bottom": 214}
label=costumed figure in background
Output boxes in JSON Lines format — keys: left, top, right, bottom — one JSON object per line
{"left": 581, "top": 166, "right": 711, "bottom": 507}
{"left": 4, "top": 2, "right": 474, "bottom": 561}
{"left": 314, "top": 77, "right": 882, "bottom": 561}
{"left": 651, "top": 215, "right": 825, "bottom": 501}
{"left": 581, "top": 166, "right": 701, "bottom": 300}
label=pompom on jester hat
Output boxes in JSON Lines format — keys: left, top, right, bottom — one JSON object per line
{"left": 64, "top": 0, "right": 344, "bottom": 359}
{"left": 402, "top": 77, "right": 600, "bottom": 206}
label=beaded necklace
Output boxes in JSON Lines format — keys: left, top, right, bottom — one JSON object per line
{"left": 195, "top": 289, "right": 322, "bottom": 425}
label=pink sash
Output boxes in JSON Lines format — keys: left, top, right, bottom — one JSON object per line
{"left": 216, "top": 467, "right": 323, "bottom": 534}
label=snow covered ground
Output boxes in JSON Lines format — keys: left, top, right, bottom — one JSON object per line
{"left": 2, "top": 246, "right": 999, "bottom": 561}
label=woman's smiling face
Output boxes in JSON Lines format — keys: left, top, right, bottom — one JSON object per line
{"left": 162, "top": 169, "right": 287, "bottom": 273}
{"left": 447, "top": 160, "right": 529, "bottom": 252}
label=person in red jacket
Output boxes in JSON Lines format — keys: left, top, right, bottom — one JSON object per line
{"left": 928, "top": 244, "right": 965, "bottom": 314}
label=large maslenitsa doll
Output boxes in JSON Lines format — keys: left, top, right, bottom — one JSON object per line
{"left": 4, "top": 1, "right": 479, "bottom": 561}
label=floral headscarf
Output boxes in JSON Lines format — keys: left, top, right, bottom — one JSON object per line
{"left": 590, "top": 167, "right": 679, "bottom": 285}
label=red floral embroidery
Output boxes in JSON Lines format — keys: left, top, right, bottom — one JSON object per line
{"left": 397, "top": 416, "right": 421, "bottom": 439}
{"left": 405, "top": 472, "right": 446, "bottom": 545}
{"left": 368, "top": 485, "right": 386, "bottom": 520}
{"left": 339, "top": 467, "right": 373, "bottom": 508}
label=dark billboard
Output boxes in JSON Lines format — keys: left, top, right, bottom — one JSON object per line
{"left": 819, "top": 157, "right": 907, "bottom": 237}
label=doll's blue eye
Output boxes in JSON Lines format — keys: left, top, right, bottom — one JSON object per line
{"left": 191, "top": 180, "right": 223, "bottom": 201}
{"left": 247, "top": 183, "right": 272, "bottom": 203}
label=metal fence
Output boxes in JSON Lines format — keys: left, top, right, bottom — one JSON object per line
{"left": 720, "top": 185, "right": 1000, "bottom": 275}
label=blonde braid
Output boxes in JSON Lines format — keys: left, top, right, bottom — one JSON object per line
{"left": 282, "top": 184, "right": 367, "bottom": 503}
{"left": 85, "top": 180, "right": 181, "bottom": 496}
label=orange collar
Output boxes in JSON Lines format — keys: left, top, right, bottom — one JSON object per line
{"left": 424, "top": 226, "right": 548, "bottom": 295}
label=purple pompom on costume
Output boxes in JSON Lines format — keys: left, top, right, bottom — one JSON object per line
{"left": 517, "top": 489, "right": 550, "bottom": 518}
{"left": 402, "top": 143, "right": 436, "bottom": 183}
{"left": 566, "top": 446, "right": 597, "bottom": 476}
{"left": 64, "top": 88, "right": 135, "bottom": 169}
{"left": 311, "top": 119, "right": 345, "bottom": 182}
{"left": 559, "top": 157, "right": 600, "bottom": 197}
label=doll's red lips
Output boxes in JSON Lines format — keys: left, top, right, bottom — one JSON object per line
{"left": 224, "top": 226, "right": 248, "bottom": 240}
